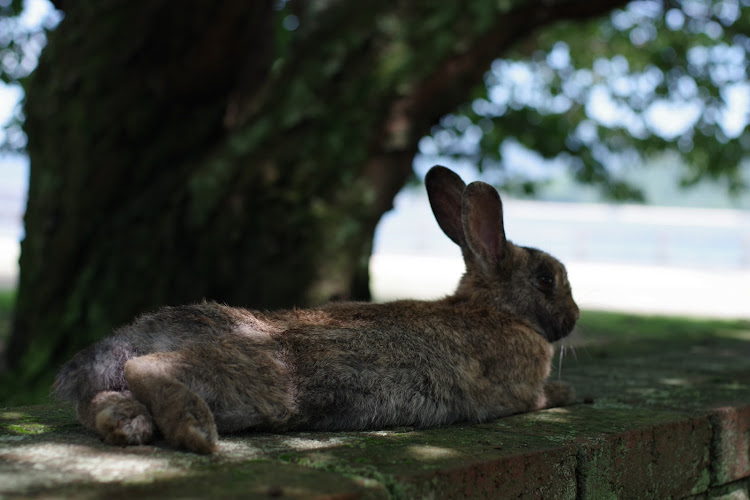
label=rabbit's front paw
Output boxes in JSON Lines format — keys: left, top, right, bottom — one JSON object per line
{"left": 92, "top": 391, "right": 155, "bottom": 446}
{"left": 543, "top": 380, "right": 576, "bottom": 408}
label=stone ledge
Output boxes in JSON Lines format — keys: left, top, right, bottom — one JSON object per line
{"left": 2, "top": 325, "right": 750, "bottom": 499}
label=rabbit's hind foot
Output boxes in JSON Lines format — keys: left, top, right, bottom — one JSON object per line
{"left": 124, "top": 354, "right": 218, "bottom": 454}
{"left": 83, "top": 391, "right": 155, "bottom": 446}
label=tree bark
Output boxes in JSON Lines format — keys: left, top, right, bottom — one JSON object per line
{"left": 5, "top": 0, "right": 627, "bottom": 399}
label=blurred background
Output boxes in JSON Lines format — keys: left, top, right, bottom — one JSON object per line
{"left": 0, "top": 0, "right": 748, "bottom": 400}
{"left": 4, "top": 0, "right": 749, "bottom": 317}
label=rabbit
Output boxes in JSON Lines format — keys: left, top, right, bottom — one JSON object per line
{"left": 53, "top": 165, "right": 580, "bottom": 454}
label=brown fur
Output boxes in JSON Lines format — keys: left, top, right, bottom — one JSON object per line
{"left": 53, "top": 165, "right": 579, "bottom": 454}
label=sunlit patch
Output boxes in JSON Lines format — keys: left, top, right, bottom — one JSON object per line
{"left": 354, "top": 477, "right": 383, "bottom": 489}
{"left": 0, "top": 412, "right": 26, "bottom": 420}
{"left": 367, "top": 429, "right": 411, "bottom": 438}
{"left": 215, "top": 438, "right": 264, "bottom": 459}
{"left": 368, "top": 430, "right": 394, "bottom": 437}
{"left": 406, "top": 444, "right": 459, "bottom": 460}
{"left": 0, "top": 443, "right": 181, "bottom": 484}
{"left": 659, "top": 377, "right": 689, "bottom": 386}
{"left": 281, "top": 436, "right": 348, "bottom": 451}
{"left": 718, "top": 329, "right": 750, "bottom": 341}
{"left": 529, "top": 407, "right": 572, "bottom": 423}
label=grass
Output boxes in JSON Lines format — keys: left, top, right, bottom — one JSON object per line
{"left": 577, "top": 310, "right": 750, "bottom": 347}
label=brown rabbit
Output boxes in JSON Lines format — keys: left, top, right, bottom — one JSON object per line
{"left": 53, "top": 165, "right": 579, "bottom": 454}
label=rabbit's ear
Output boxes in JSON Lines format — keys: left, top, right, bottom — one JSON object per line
{"left": 462, "top": 181, "right": 508, "bottom": 270}
{"left": 426, "top": 166, "right": 466, "bottom": 246}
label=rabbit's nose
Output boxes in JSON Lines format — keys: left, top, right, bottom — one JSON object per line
{"left": 572, "top": 303, "right": 580, "bottom": 321}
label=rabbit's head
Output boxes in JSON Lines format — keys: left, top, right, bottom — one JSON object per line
{"left": 426, "top": 165, "right": 579, "bottom": 342}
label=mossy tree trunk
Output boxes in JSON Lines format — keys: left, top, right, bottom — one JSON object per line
{"left": 5, "top": 0, "right": 627, "bottom": 399}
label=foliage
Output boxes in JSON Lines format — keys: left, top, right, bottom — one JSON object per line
{"left": 0, "top": 0, "right": 60, "bottom": 151}
{"left": 418, "top": 0, "right": 750, "bottom": 200}
{"left": 3, "top": 1, "right": 749, "bottom": 196}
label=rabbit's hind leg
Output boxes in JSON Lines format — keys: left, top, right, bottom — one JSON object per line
{"left": 124, "top": 353, "right": 218, "bottom": 454}
{"left": 77, "top": 390, "right": 155, "bottom": 446}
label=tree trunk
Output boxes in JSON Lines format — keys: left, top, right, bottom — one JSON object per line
{"left": 5, "top": 0, "right": 627, "bottom": 400}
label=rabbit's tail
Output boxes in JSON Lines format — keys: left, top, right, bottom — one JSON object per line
{"left": 53, "top": 336, "right": 137, "bottom": 404}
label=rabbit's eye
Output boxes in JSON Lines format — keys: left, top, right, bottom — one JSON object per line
{"left": 536, "top": 274, "right": 555, "bottom": 291}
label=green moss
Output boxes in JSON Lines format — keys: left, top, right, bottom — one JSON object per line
{"left": 277, "top": 452, "right": 300, "bottom": 462}
{"left": 3, "top": 423, "right": 49, "bottom": 435}
{"left": 0, "top": 404, "right": 77, "bottom": 436}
